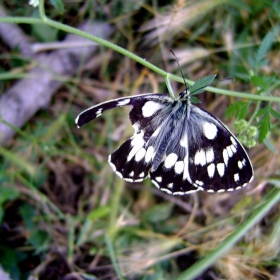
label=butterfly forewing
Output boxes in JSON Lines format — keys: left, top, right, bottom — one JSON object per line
{"left": 75, "top": 94, "right": 161, "bottom": 128}
{"left": 187, "top": 106, "right": 253, "bottom": 192}
{"left": 76, "top": 89, "right": 253, "bottom": 195}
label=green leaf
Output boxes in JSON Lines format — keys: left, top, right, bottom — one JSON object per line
{"left": 256, "top": 31, "right": 274, "bottom": 67}
{"left": 31, "top": 10, "right": 59, "bottom": 42}
{"left": 257, "top": 106, "right": 271, "bottom": 143}
{"left": 270, "top": 108, "right": 280, "bottom": 119}
{"left": 50, "top": 0, "right": 65, "bottom": 14}
{"left": 255, "top": 107, "right": 266, "bottom": 117}
{"left": 88, "top": 206, "right": 111, "bottom": 221}
{"left": 190, "top": 75, "right": 216, "bottom": 95}
{"left": 250, "top": 31, "right": 274, "bottom": 70}
{"left": 0, "top": 186, "right": 19, "bottom": 204}
{"left": 32, "top": 24, "right": 59, "bottom": 42}
{"left": 0, "top": 147, "right": 37, "bottom": 177}
{"left": 0, "top": 245, "right": 23, "bottom": 280}
{"left": 251, "top": 76, "right": 266, "bottom": 89}
{"left": 251, "top": 75, "right": 275, "bottom": 91}
{"left": 225, "top": 101, "right": 249, "bottom": 120}
{"left": 190, "top": 96, "right": 201, "bottom": 104}
{"left": 142, "top": 203, "right": 174, "bottom": 223}
{"left": 19, "top": 203, "right": 37, "bottom": 230}
{"left": 29, "top": 230, "right": 49, "bottom": 247}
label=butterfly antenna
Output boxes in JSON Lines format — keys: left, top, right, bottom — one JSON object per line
{"left": 169, "top": 50, "right": 189, "bottom": 91}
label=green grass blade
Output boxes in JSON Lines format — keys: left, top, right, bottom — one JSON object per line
{"left": 176, "top": 187, "right": 280, "bottom": 280}
{"left": 105, "top": 234, "right": 125, "bottom": 280}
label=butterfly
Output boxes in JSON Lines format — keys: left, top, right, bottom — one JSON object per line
{"left": 75, "top": 75, "right": 253, "bottom": 195}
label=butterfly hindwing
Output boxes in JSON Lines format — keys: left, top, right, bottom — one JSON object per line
{"left": 108, "top": 94, "right": 175, "bottom": 182}
{"left": 108, "top": 134, "right": 150, "bottom": 182}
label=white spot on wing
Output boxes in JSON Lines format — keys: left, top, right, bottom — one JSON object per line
{"left": 206, "top": 147, "right": 214, "bottom": 163}
{"left": 153, "top": 127, "right": 161, "bottom": 137}
{"left": 108, "top": 155, "right": 116, "bottom": 171}
{"left": 75, "top": 115, "right": 80, "bottom": 127}
{"left": 164, "top": 153, "right": 178, "bottom": 169}
{"left": 167, "top": 183, "right": 173, "bottom": 189}
{"left": 134, "top": 178, "right": 144, "bottom": 182}
{"left": 142, "top": 101, "right": 163, "bottom": 117}
{"left": 135, "top": 148, "right": 146, "bottom": 162}
{"left": 151, "top": 180, "right": 160, "bottom": 189}
{"left": 207, "top": 163, "right": 215, "bottom": 178}
{"left": 117, "top": 99, "right": 130, "bottom": 106}
{"left": 194, "top": 149, "right": 206, "bottom": 166}
{"left": 183, "top": 155, "right": 192, "bottom": 183}
{"left": 127, "top": 131, "right": 145, "bottom": 161}
{"left": 226, "top": 146, "right": 233, "bottom": 157}
{"left": 156, "top": 176, "right": 162, "bottom": 182}
{"left": 234, "top": 173, "right": 240, "bottom": 182}
{"left": 174, "top": 161, "right": 184, "bottom": 174}
{"left": 124, "top": 178, "right": 133, "bottom": 182}
{"left": 223, "top": 149, "right": 229, "bottom": 166}
{"left": 174, "top": 189, "right": 199, "bottom": 195}
{"left": 139, "top": 172, "right": 145, "bottom": 178}
{"left": 230, "top": 136, "right": 238, "bottom": 147}
{"left": 180, "top": 134, "right": 188, "bottom": 148}
{"left": 217, "top": 163, "right": 225, "bottom": 177}
{"left": 230, "top": 145, "right": 237, "bottom": 154}
{"left": 132, "top": 122, "right": 140, "bottom": 132}
{"left": 129, "top": 171, "right": 134, "bottom": 177}
{"left": 195, "top": 180, "right": 204, "bottom": 186}
{"left": 115, "top": 170, "right": 123, "bottom": 179}
{"left": 238, "top": 160, "right": 243, "bottom": 169}
{"left": 161, "top": 188, "right": 173, "bottom": 194}
{"left": 96, "top": 108, "right": 103, "bottom": 115}
{"left": 203, "top": 122, "right": 218, "bottom": 140}
{"left": 145, "top": 146, "right": 155, "bottom": 163}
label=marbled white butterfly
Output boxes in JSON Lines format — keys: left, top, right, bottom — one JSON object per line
{"left": 76, "top": 77, "right": 253, "bottom": 195}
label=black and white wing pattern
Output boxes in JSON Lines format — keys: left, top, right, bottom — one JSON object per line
{"left": 76, "top": 91, "right": 253, "bottom": 195}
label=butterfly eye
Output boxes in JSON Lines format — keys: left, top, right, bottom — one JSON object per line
{"left": 179, "top": 89, "right": 189, "bottom": 99}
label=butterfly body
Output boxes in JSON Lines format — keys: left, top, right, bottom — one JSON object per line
{"left": 76, "top": 89, "right": 253, "bottom": 195}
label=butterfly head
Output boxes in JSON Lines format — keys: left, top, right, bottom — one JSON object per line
{"left": 178, "top": 88, "right": 191, "bottom": 103}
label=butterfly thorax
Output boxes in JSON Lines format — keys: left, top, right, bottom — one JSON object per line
{"left": 150, "top": 100, "right": 188, "bottom": 171}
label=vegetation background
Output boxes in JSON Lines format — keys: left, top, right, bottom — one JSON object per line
{"left": 0, "top": 0, "right": 280, "bottom": 279}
